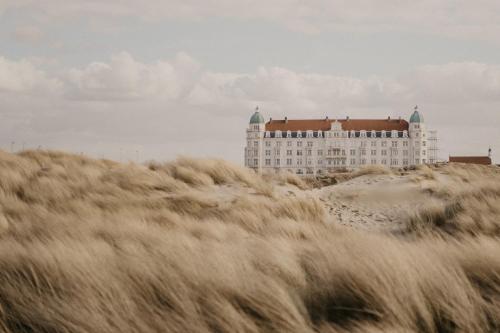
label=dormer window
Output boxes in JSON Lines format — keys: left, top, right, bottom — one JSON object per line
{"left": 403, "top": 130, "right": 408, "bottom": 138}
{"left": 306, "top": 130, "right": 313, "bottom": 138}
{"left": 360, "top": 130, "right": 367, "bottom": 138}
{"left": 286, "top": 130, "right": 291, "bottom": 138}
{"left": 275, "top": 130, "right": 282, "bottom": 138}
{"left": 391, "top": 130, "right": 398, "bottom": 138}
{"left": 317, "top": 130, "right": 323, "bottom": 138}
{"left": 381, "top": 130, "right": 387, "bottom": 138}
{"left": 297, "top": 131, "right": 302, "bottom": 138}
{"left": 371, "top": 130, "right": 376, "bottom": 138}
{"left": 350, "top": 130, "right": 355, "bottom": 138}
{"left": 265, "top": 131, "right": 271, "bottom": 138}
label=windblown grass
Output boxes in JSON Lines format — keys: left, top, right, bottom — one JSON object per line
{"left": 0, "top": 150, "right": 499, "bottom": 332}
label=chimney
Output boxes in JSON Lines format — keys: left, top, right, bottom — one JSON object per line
{"left": 285, "top": 116, "right": 288, "bottom": 124}
{"left": 346, "top": 116, "right": 350, "bottom": 121}
{"left": 325, "top": 116, "right": 329, "bottom": 121}
{"left": 399, "top": 116, "right": 402, "bottom": 123}
{"left": 388, "top": 116, "right": 391, "bottom": 121}
{"left": 269, "top": 117, "right": 272, "bottom": 122}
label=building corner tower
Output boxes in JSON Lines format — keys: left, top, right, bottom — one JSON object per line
{"left": 409, "top": 106, "right": 427, "bottom": 165}
{"left": 245, "top": 108, "right": 265, "bottom": 172}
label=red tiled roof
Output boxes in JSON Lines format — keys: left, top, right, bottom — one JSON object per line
{"left": 265, "top": 118, "right": 409, "bottom": 132}
{"left": 449, "top": 156, "right": 492, "bottom": 165}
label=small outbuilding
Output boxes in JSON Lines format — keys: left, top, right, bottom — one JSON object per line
{"left": 449, "top": 156, "right": 492, "bottom": 165}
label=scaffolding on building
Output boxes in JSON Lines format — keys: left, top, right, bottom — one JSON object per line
{"left": 427, "top": 130, "right": 439, "bottom": 164}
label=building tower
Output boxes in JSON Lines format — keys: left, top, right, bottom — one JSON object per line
{"left": 245, "top": 107, "right": 265, "bottom": 172}
{"left": 409, "top": 105, "right": 427, "bottom": 165}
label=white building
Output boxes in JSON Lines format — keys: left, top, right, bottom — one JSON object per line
{"left": 244, "top": 106, "right": 438, "bottom": 175}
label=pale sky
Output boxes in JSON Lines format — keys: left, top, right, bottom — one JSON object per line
{"left": 1, "top": 0, "right": 499, "bottom": 163}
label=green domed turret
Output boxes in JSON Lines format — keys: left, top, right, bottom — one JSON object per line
{"left": 250, "top": 110, "right": 265, "bottom": 124}
{"left": 410, "top": 106, "right": 424, "bottom": 123}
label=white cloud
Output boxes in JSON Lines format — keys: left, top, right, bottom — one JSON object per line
{"left": 65, "top": 52, "right": 201, "bottom": 100}
{"left": 0, "top": 56, "right": 61, "bottom": 93}
{"left": 0, "top": 52, "right": 500, "bottom": 162}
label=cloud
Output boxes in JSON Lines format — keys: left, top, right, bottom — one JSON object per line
{"left": 0, "top": 52, "right": 500, "bottom": 162}
{"left": 3, "top": 1, "right": 500, "bottom": 39}
{"left": 64, "top": 52, "right": 201, "bottom": 101}
{"left": 12, "top": 25, "right": 44, "bottom": 43}
{"left": 0, "top": 56, "right": 61, "bottom": 93}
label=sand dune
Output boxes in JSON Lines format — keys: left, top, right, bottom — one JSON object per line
{"left": 0, "top": 150, "right": 499, "bottom": 332}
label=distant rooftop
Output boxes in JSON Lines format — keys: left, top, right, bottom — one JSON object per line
{"left": 449, "top": 156, "right": 492, "bottom": 165}
{"left": 265, "top": 118, "right": 409, "bottom": 132}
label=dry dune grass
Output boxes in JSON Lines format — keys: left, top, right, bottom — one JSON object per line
{"left": 0, "top": 150, "right": 499, "bottom": 332}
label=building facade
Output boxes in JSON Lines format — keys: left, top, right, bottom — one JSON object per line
{"left": 244, "top": 107, "right": 438, "bottom": 175}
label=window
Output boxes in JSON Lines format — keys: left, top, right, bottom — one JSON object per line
{"left": 361, "top": 149, "right": 366, "bottom": 156}
{"left": 391, "top": 159, "right": 398, "bottom": 166}
{"left": 297, "top": 131, "right": 302, "bottom": 138}
{"left": 276, "top": 141, "right": 282, "bottom": 147}
{"left": 371, "top": 159, "right": 377, "bottom": 165}
{"left": 276, "top": 131, "right": 282, "bottom": 138}
{"left": 422, "top": 150, "right": 426, "bottom": 156}
{"left": 286, "top": 150, "right": 292, "bottom": 156}
{"left": 265, "top": 141, "right": 271, "bottom": 147}
{"left": 318, "top": 159, "right": 323, "bottom": 165}
{"left": 371, "top": 150, "right": 377, "bottom": 156}
{"left": 371, "top": 141, "right": 377, "bottom": 147}
{"left": 350, "top": 149, "right": 356, "bottom": 156}
{"left": 403, "top": 150, "right": 409, "bottom": 156}
{"left": 286, "top": 131, "right": 292, "bottom": 138}
{"left": 403, "top": 159, "right": 409, "bottom": 166}
{"left": 297, "top": 141, "right": 303, "bottom": 147}
{"left": 423, "top": 141, "right": 427, "bottom": 146}
{"left": 287, "top": 141, "right": 292, "bottom": 147}
{"left": 297, "top": 159, "right": 303, "bottom": 165}
{"left": 381, "top": 141, "right": 387, "bottom": 147}
{"left": 403, "top": 141, "right": 409, "bottom": 147}
{"left": 307, "top": 150, "right": 312, "bottom": 156}
{"left": 265, "top": 150, "right": 271, "bottom": 156}
{"left": 286, "top": 159, "right": 292, "bottom": 165}
{"left": 307, "top": 141, "right": 313, "bottom": 147}
{"left": 254, "top": 141, "right": 259, "bottom": 147}
{"left": 276, "top": 159, "right": 280, "bottom": 166}
{"left": 381, "top": 159, "right": 387, "bottom": 165}
{"left": 265, "top": 159, "right": 271, "bottom": 166}
{"left": 276, "top": 150, "right": 281, "bottom": 156}
{"left": 253, "top": 159, "right": 258, "bottom": 165}
{"left": 297, "top": 150, "right": 303, "bottom": 156}
{"left": 306, "top": 131, "right": 313, "bottom": 138}
{"left": 361, "top": 141, "right": 367, "bottom": 148}
{"left": 317, "top": 150, "right": 323, "bottom": 156}
{"left": 361, "top": 159, "right": 366, "bottom": 165}
{"left": 381, "top": 150, "right": 387, "bottom": 156}
{"left": 392, "top": 141, "right": 398, "bottom": 148}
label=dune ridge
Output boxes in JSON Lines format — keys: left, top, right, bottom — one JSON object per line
{"left": 0, "top": 150, "right": 499, "bottom": 332}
